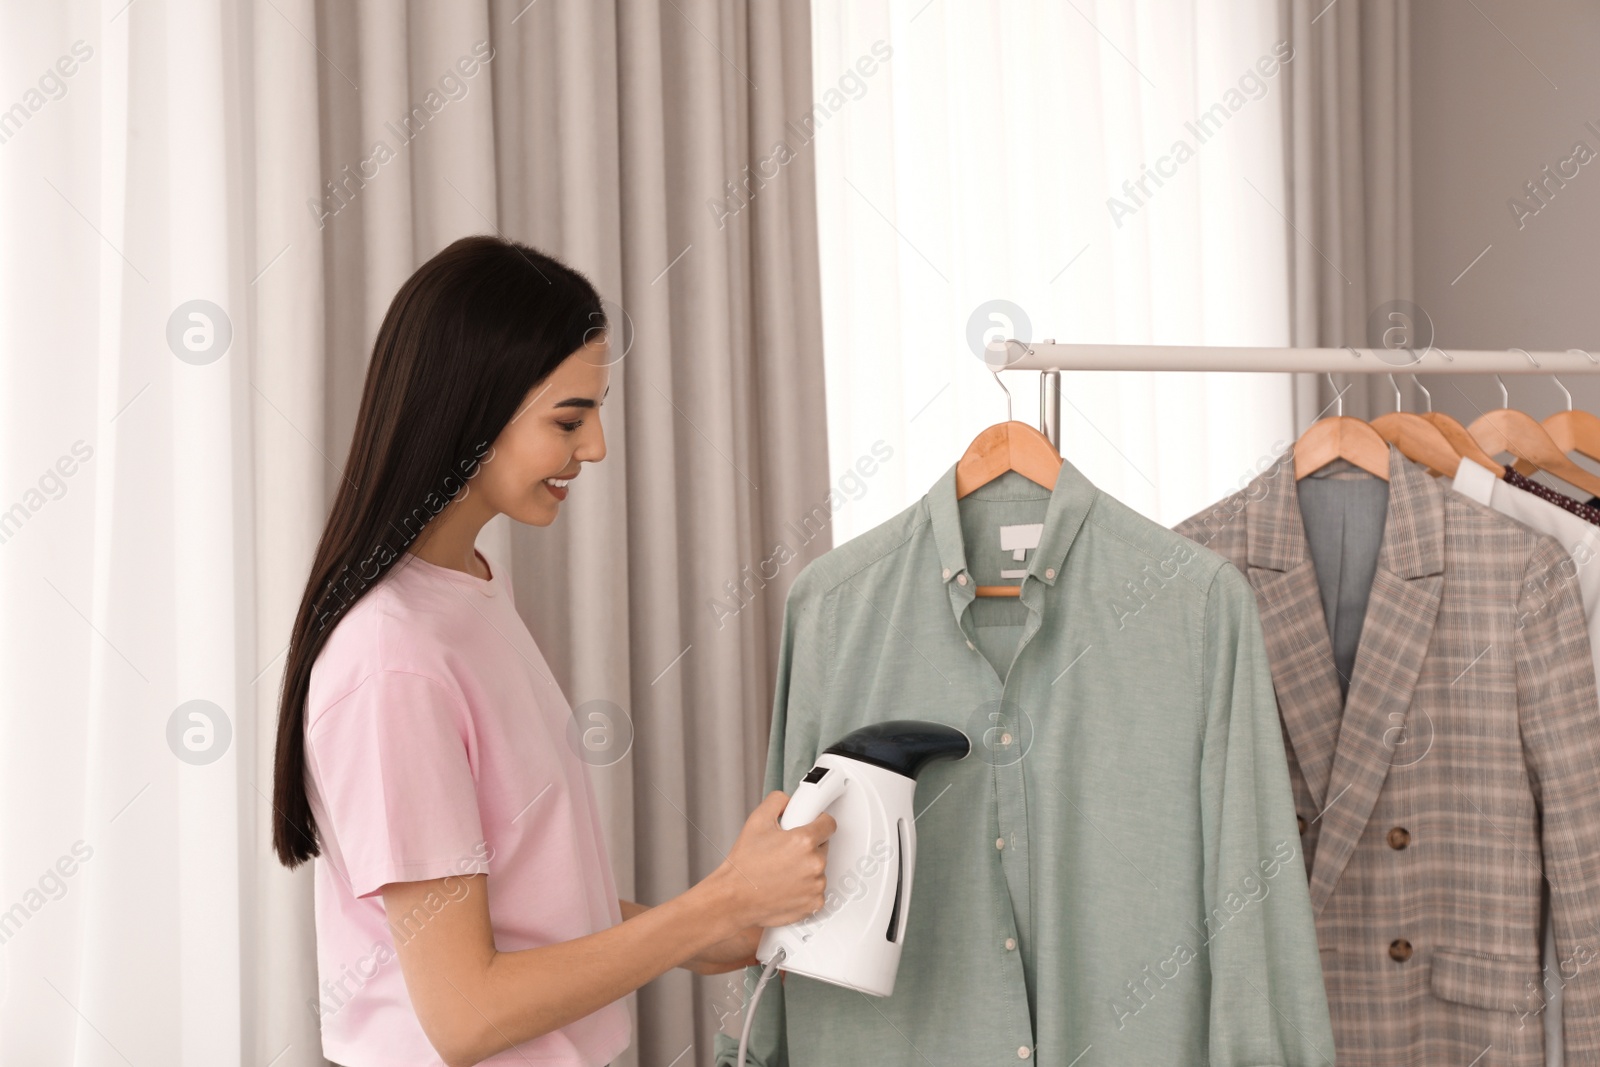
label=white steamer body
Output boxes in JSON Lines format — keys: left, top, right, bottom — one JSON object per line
{"left": 755, "top": 753, "right": 919, "bottom": 997}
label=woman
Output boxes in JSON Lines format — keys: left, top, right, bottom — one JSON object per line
{"left": 271, "top": 235, "right": 834, "bottom": 1067}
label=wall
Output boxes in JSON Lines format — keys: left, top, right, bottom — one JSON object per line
{"left": 1412, "top": 0, "right": 1600, "bottom": 425}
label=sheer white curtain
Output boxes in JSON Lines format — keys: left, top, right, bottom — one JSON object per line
{"left": 812, "top": 0, "right": 1301, "bottom": 540}
{"left": 1, "top": 3, "right": 260, "bottom": 1065}
{"left": 0, "top": 2, "right": 828, "bottom": 1065}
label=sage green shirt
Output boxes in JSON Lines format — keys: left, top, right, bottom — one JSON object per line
{"left": 713, "top": 459, "right": 1334, "bottom": 1067}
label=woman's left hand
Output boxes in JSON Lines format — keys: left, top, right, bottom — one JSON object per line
{"left": 683, "top": 924, "right": 762, "bottom": 975}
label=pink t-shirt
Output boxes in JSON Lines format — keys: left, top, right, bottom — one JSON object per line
{"left": 303, "top": 548, "right": 631, "bottom": 1066}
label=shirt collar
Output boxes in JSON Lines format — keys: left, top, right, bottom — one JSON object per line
{"left": 1451, "top": 455, "right": 1497, "bottom": 505}
{"left": 927, "top": 455, "right": 1099, "bottom": 597}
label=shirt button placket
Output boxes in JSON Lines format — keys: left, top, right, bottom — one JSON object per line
{"left": 968, "top": 585, "right": 1032, "bottom": 1056}
{"left": 992, "top": 669, "right": 1034, "bottom": 1055}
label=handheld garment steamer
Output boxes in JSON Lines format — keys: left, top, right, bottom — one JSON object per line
{"left": 736, "top": 720, "right": 971, "bottom": 1067}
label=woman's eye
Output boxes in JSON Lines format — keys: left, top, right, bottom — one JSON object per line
{"left": 557, "top": 419, "right": 583, "bottom": 433}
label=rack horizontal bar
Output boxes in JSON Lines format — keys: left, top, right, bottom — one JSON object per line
{"left": 995, "top": 342, "right": 1600, "bottom": 374}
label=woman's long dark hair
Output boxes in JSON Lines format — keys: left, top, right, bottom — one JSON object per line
{"left": 272, "top": 234, "right": 605, "bottom": 867}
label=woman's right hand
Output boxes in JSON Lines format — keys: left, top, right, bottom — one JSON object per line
{"left": 712, "top": 790, "right": 836, "bottom": 932}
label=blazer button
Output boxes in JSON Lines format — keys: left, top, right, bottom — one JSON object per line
{"left": 1389, "top": 938, "right": 1413, "bottom": 963}
{"left": 1387, "top": 827, "right": 1410, "bottom": 850}
{"left": 1297, "top": 814, "right": 1307, "bottom": 835}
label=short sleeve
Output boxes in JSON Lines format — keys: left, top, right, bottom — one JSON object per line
{"left": 307, "top": 669, "right": 490, "bottom": 898}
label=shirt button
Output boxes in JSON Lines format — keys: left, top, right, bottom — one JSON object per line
{"left": 1018, "top": 1047, "right": 1032, "bottom": 1059}
{"left": 1389, "top": 938, "right": 1413, "bottom": 963}
{"left": 1000, "top": 732, "right": 1013, "bottom": 745}
{"left": 1387, "top": 827, "right": 1410, "bottom": 850}
{"left": 1004, "top": 937, "right": 1017, "bottom": 951}
{"left": 942, "top": 567, "right": 951, "bottom": 580}
{"left": 1045, "top": 568, "right": 1056, "bottom": 579}
{"left": 957, "top": 573, "right": 968, "bottom": 586}
{"left": 995, "top": 837, "right": 1006, "bottom": 850}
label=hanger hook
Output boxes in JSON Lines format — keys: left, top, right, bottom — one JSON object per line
{"left": 1413, "top": 375, "right": 1433, "bottom": 412}
{"left": 1510, "top": 347, "right": 1540, "bottom": 369}
{"left": 989, "top": 367, "right": 1013, "bottom": 423}
{"left": 1387, "top": 373, "right": 1402, "bottom": 413}
{"left": 1326, "top": 372, "right": 1342, "bottom": 417}
{"left": 1552, "top": 375, "right": 1574, "bottom": 411}
{"left": 1569, "top": 348, "right": 1599, "bottom": 366}
{"left": 1494, "top": 374, "right": 1509, "bottom": 409}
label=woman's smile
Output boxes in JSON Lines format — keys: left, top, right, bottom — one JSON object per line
{"left": 543, "top": 473, "right": 576, "bottom": 501}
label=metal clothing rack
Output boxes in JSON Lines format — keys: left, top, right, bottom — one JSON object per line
{"left": 993, "top": 341, "right": 1600, "bottom": 451}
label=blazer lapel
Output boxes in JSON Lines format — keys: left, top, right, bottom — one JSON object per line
{"left": 1304, "top": 446, "right": 1445, "bottom": 914}
{"left": 1243, "top": 452, "right": 1347, "bottom": 810}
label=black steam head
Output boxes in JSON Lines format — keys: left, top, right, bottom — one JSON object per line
{"left": 822, "top": 720, "right": 971, "bottom": 780}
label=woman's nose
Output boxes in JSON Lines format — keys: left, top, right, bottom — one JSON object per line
{"left": 579, "top": 416, "right": 607, "bottom": 464}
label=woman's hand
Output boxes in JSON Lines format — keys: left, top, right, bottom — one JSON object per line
{"left": 705, "top": 790, "right": 836, "bottom": 935}
{"left": 681, "top": 923, "right": 762, "bottom": 975}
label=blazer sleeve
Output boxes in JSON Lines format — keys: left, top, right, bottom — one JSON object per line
{"left": 1515, "top": 537, "right": 1600, "bottom": 1061}
{"left": 713, "top": 573, "right": 832, "bottom": 1067}
{"left": 1199, "top": 563, "right": 1338, "bottom": 1066}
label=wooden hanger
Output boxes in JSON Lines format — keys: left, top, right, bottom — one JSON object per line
{"left": 1368, "top": 374, "right": 1465, "bottom": 477}
{"left": 1377, "top": 357, "right": 1499, "bottom": 472}
{"left": 956, "top": 372, "right": 1063, "bottom": 598}
{"left": 1509, "top": 376, "right": 1600, "bottom": 477}
{"left": 1422, "top": 412, "right": 1504, "bottom": 476}
{"left": 955, "top": 420, "right": 1063, "bottom": 499}
{"left": 1541, "top": 376, "right": 1600, "bottom": 478}
{"left": 1543, "top": 410, "right": 1600, "bottom": 461}
{"left": 1467, "top": 374, "right": 1600, "bottom": 498}
{"left": 1293, "top": 374, "right": 1390, "bottom": 480}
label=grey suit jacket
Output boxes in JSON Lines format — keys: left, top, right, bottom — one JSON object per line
{"left": 1176, "top": 444, "right": 1600, "bottom": 1067}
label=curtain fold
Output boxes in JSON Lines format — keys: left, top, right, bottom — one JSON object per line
{"left": 1282, "top": 0, "right": 1414, "bottom": 425}
{"left": 0, "top": 2, "right": 827, "bottom": 1065}
{"left": 251, "top": 2, "right": 329, "bottom": 1061}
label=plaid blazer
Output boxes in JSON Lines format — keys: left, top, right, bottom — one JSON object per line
{"left": 1176, "top": 444, "right": 1600, "bottom": 1067}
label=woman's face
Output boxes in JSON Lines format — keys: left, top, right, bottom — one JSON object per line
{"left": 475, "top": 337, "right": 610, "bottom": 527}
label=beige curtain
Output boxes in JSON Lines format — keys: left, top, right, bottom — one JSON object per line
{"left": 1281, "top": 0, "right": 1413, "bottom": 426}
{"left": 287, "top": 4, "right": 831, "bottom": 1065}
{"left": 0, "top": 1, "right": 826, "bottom": 1065}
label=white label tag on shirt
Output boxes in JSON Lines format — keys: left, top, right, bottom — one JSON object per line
{"left": 999, "top": 523, "right": 1044, "bottom": 561}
